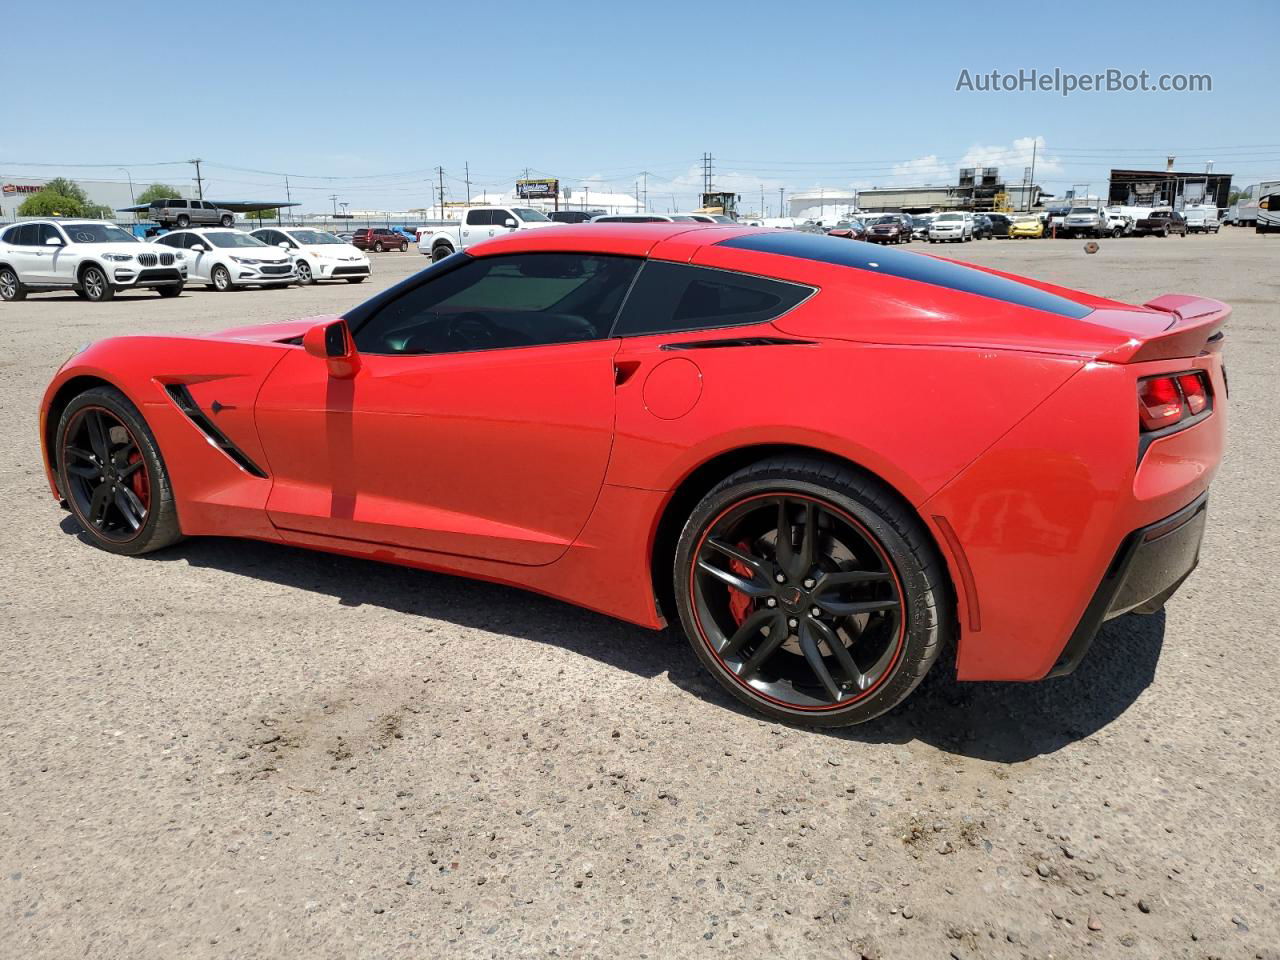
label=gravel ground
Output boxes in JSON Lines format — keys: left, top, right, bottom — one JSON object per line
{"left": 2, "top": 234, "right": 1277, "bottom": 960}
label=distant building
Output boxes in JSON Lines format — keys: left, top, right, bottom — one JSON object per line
{"left": 788, "top": 190, "right": 859, "bottom": 221}
{"left": 1, "top": 175, "right": 172, "bottom": 222}
{"left": 1107, "top": 169, "right": 1232, "bottom": 209}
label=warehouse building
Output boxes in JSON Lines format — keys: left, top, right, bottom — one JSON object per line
{"left": 0, "top": 175, "right": 181, "bottom": 222}
{"left": 1107, "top": 168, "right": 1232, "bottom": 209}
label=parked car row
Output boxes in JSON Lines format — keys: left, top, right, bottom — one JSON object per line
{"left": 0, "top": 219, "right": 370, "bottom": 302}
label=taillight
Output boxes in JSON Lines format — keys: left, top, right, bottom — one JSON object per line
{"left": 1137, "top": 371, "right": 1211, "bottom": 432}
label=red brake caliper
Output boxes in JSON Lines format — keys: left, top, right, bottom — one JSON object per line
{"left": 127, "top": 451, "right": 150, "bottom": 509}
{"left": 727, "top": 539, "right": 755, "bottom": 627}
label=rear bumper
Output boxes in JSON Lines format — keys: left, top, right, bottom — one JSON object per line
{"left": 1047, "top": 492, "right": 1207, "bottom": 677}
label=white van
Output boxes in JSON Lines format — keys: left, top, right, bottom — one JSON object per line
{"left": 1181, "top": 205, "right": 1220, "bottom": 234}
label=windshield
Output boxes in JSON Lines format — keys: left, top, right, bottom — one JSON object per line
{"left": 287, "top": 230, "right": 344, "bottom": 245}
{"left": 873, "top": 216, "right": 899, "bottom": 225}
{"left": 669, "top": 216, "right": 698, "bottom": 222}
{"left": 511, "top": 207, "right": 550, "bottom": 222}
{"left": 205, "top": 232, "right": 268, "bottom": 249}
{"left": 62, "top": 223, "right": 137, "bottom": 244}
{"left": 936, "top": 213, "right": 961, "bottom": 222}
{"left": 1069, "top": 207, "right": 1098, "bottom": 215}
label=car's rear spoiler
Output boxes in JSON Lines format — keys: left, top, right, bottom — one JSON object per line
{"left": 1096, "top": 294, "right": 1230, "bottom": 364}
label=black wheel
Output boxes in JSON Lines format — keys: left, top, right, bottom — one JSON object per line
{"left": 211, "top": 265, "right": 232, "bottom": 292}
{"left": 673, "top": 457, "right": 951, "bottom": 727}
{"left": 374, "top": 241, "right": 385, "bottom": 252}
{"left": 432, "top": 244, "right": 453, "bottom": 262}
{"left": 157, "top": 284, "right": 182, "bottom": 298}
{"left": 176, "top": 214, "right": 191, "bottom": 228}
{"left": 399, "top": 242, "right": 408, "bottom": 252}
{"left": 0, "top": 266, "right": 26, "bottom": 301}
{"left": 345, "top": 276, "right": 367, "bottom": 283}
{"left": 56, "top": 387, "right": 181, "bottom": 556}
{"left": 1112, "top": 227, "right": 1123, "bottom": 238}
{"left": 220, "top": 214, "right": 233, "bottom": 227}
{"left": 80, "top": 265, "right": 114, "bottom": 302}
{"left": 295, "top": 260, "right": 314, "bottom": 285}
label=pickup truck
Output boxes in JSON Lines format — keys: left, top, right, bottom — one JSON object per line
{"left": 1062, "top": 206, "right": 1109, "bottom": 238}
{"left": 419, "top": 206, "right": 559, "bottom": 261}
{"left": 1132, "top": 210, "right": 1188, "bottom": 237}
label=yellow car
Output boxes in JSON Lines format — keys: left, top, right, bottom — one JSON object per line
{"left": 1009, "top": 218, "right": 1045, "bottom": 239}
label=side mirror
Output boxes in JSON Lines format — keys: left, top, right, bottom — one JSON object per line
{"left": 190, "top": 243, "right": 206, "bottom": 252}
{"left": 302, "top": 318, "right": 360, "bottom": 379}
{"left": 504, "top": 219, "right": 517, "bottom": 229}
{"left": 45, "top": 236, "right": 64, "bottom": 246}
{"left": 278, "top": 241, "right": 290, "bottom": 249}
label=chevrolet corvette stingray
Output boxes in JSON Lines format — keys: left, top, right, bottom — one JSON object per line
{"left": 39, "top": 224, "right": 1228, "bottom": 726}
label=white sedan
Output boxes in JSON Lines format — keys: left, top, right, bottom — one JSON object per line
{"left": 152, "top": 229, "right": 295, "bottom": 290}
{"left": 249, "top": 227, "right": 370, "bottom": 285}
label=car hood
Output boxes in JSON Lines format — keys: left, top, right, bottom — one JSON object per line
{"left": 209, "top": 314, "right": 339, "bottom": 343}
{"left": 301, "top": 244, "right": 367, "bottom": 259}
{"left": 84, "top": 243, "right": 156, "bottom": 256}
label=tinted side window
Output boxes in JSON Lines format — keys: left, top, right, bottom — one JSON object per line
{"left": 16, "top": 224, "right": 40, "bottom": 245}
{"left": 465, "top": 210, "right": 490, "bottom": 225}
{"left": 0, "top": 225, "right": 19, "bottom": 245}
{"left": 612, "top": 262, "right": 812, "bottom": 337}
{"left": 35, "top": 224, "right": 62, "bottom": 245}
{"left": 718, "top": 231, "right": 1094, "bottom": 319}
{"left": 156, "top": 234, "right": 183, "bottom": 248}
{"left": 352, "top": 253, "right": 641, "bottom": 356}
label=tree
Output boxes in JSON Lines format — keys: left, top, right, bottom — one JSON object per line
{"left": 136, "top": 183, "right": 181, "bottom": 206}
{"left": 18, "top": 191, "right": 83, "bottom": 217}
{"left": 41, "top": 178, "right": 91, "bottom": 205}
{"left": 244, "top": 208, "right": 278, "bottom": 222}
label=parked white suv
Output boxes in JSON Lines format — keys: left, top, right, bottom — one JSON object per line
{"left": 927, "top": 212, "right": 973, "bottom": 242}
{"left": 249, "top": 227, "right": 370, "bottom": 284}
{"left": 0, "top": 219, "right": 187, "bottom": 302}
{"left": 152, "top": 228, "right": 294, "bottom": 290}
{"left": 419, "top": 206, "right": 559, "bottom": 261}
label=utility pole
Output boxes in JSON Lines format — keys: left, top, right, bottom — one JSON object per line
{"left": 1027, "top": 139, "right": 1037, "bottom": 213}
{"left": 465, "top": 162, "right": 471, "bottom": 206}
{"left": 284, "top": 175, "right": 291, "bottom": 225}
{"left": 779, "top": 186, "right": 785, "bottom": 220}
{"left": 640, "top": 170, "right": 649, "bottom": 212}
{"left": 437, "top": 167, "right": 446, "bottom": 217}
{"left": 329, "top": 194, "right": 338, "bottom": 217}
{"left": 189, "top": 158, "right": 205, "bottom": 199}
{"left": 760, "top": 185, "right": 765, "bottom": 219}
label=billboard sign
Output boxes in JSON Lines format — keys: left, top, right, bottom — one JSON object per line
{"left": 516, "top": 178, "right": 559, "bottom": 199}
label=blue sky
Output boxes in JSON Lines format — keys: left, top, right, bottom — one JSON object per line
{"left": 4, "top": 0, "right": 1274, "bottom": 214}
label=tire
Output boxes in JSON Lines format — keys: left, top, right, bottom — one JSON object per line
{"left": 157, "top": 284, "right": 182, "bottom": 298}
{"left": 672, "top": 456, "right": 951, "bottom": 727}
{"left": 55, "top": 386, "right": 182, "bottom": 557}
{"left": 345, "top": 276, "right": 367, "bottom": 283}
{"left": 374, "top": 242, "right": 385, "bottom": 252}
{"left": 220, "top": 214, "right": 233, "bottom": 227}
{"left": 399, "top": 242, "right": 408, "bottom": 252}
{"left": 79, "top": 265, "right": 114, "bottom": 302}
{"left": 1112, "top": 227, "right": 1123, "bottom": 238}
{"left": 0, "top": 266, "right": 25, "bottom": 301}
{"left": 295, "top": 260, "right": 314, "bottom": 285}
{"left": 211, "top": 265, "right": 232, "bottom": 292}
{"left": 176, "top": 215, "right": 191, "bottom": 228}
{"left": 432, "top": 244, "right": 454, "bottom": 262}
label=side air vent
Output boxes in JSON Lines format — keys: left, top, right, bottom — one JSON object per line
{"left": 661, "top": 337, "right": 817, "bottom": 351}
{"left": 164, "top": 384, "right": 269, "bottom": 478}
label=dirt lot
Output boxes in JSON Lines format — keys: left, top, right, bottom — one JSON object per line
{"left": 2, "top": 232, "right": 1278, "bottom": 960}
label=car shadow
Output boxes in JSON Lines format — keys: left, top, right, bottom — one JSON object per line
{"left": 60, "top": 520, "right": 1164, "bottom": 763}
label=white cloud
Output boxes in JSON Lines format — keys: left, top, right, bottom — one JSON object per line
{"left": 875, "top": 137, "right": 1061, "bottom": 188}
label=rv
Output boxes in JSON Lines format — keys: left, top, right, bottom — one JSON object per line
{"left": 1231, "top": 180, "right": 1280, "bottom": 227}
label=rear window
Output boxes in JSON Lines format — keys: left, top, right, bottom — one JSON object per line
{"left": 717, "top": 232, "right": 1093, "bottom": 319}
{"left": 612, "top": 261, "right": 813, "bottom": 337}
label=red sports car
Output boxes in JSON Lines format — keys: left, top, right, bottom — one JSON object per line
{"left": 39, "top": 225, "right": 1228, "bottom": 726}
